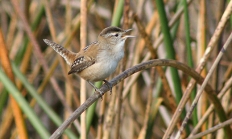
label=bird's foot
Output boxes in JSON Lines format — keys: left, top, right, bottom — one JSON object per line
{"left": 95, "top": 88, "right": 104, "bottom": 100}
{"left": 87, "top": 81, "right": 104, "bottom": 99}
{"left": 103, "top": 80, "right": 113, "bottom": 95}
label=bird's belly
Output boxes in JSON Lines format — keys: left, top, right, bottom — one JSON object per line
{"left": 78, "top": 60, "right": 118, "bottom": 82}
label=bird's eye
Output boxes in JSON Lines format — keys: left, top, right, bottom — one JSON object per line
{"left": 115, "top": 34, "right": 118, "bottom": 37}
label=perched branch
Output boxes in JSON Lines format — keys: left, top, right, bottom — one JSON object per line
{"left": 49, "top": 59, "right": 226, "bottom": 139}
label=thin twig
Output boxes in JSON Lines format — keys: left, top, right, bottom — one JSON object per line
{"left": 188, "top": 76, "right": 232, "bottom": 137}
{"left": 42, "top": 0, "right": 57, "bottom": 40}
{"left": 187, "top": 118, "right": 232, "bottom": 139}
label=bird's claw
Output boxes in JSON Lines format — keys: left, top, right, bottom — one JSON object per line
{"left": 95, "top": 88, "right": 103, "bottom": 100}
{"left": 103, "top": 80, "right": 113, "bottom": 95}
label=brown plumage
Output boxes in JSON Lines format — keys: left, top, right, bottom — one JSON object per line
{"left": 43, "top": 26, "right": 134, "bottom": 95}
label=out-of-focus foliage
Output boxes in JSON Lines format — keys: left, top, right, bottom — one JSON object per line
{"left": 0, "top": 0, "right": 231, "bottom": 138}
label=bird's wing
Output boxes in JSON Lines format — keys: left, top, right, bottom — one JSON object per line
{"left": 68, "top": 41, "right": 99, "bottom": 75}
{"left": 68, "top": 56, "right": 95, "bottom": 74}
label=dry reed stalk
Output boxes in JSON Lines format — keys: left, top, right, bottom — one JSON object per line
{"left": 80, "top": 0, "right": 87, "bottom": 139}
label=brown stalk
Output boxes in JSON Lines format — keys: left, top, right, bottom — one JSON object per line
{"left": 80, "top": 0, "right": 87, "bottom": 139}
{"left": 163, "top": 1, "right": 232, "bottom": 138}
{"left": 114, "top": 1, "right": 131, "bottom": 138}
{"left": 96, "top": 95, "right": 106, "bottom": 139}
{"left": 13, "top": 0, "right": 81, "bottom": 133}
{"left": 10, "top": 0, "right": 71, "bottom": 113}
{"left": 188, "top": 75, "right": 232, "bottom": 137}
{"left": 6, "top": 12, "right": 17, "bottom": 49}
{"left": 138, "top": 68, "right": 155, "bottom": 139}
{"left": 103, "top": 87, "right": 117, "bottom": 139}
{"left": 0, "top": 7, "right": 18, "bottom": 138}
{"left": 197, "top": 0, "right": 207, "bottom": 136}
{"left": 175, "top": 32, "right": 232, "bottom": 139}
{"left": 20, "top": 1, "right": 82, "bottom": 132}
{"left": 64, "top": 82, "right": 72, "bottom": 139}
{"left": 0, "top": 29, "right": 28, "bottom": 138}
{"left": 42, "top": 0, "right": 57, "bottom": 41}
{"left": 29, "top": 13, "right": 81, "bottom": 108}
{"left": 188, "top": 118, "right": 232, "bottom": 139}
{"left": 103, "top": 1, "right": 129, "bottom": 138}
{"left": 122, "top": 0, "right": 194, "bottom": 109}
{"left": 134, "top": 15, "right": 177, "bottom": 112}
{"left": 0, "top": 106, "right": 13, "bottom": 138}
{"left": 62, "top": 0, "right": 76, "bottom": 131}
{"left": 19, "top": 24, "right": 41, "bottom": 89}
{"left": 153, "top": 0, "right": 194, "bottom": 49}
{"left": 127, "top": 11, "right": 158, "bottom": 139}
{"left": 33, "top": 2, "right": 81, "bottom": 132}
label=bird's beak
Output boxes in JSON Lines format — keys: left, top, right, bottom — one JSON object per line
{"left": 122, "top": 29, "right": 135, "bottom": 39}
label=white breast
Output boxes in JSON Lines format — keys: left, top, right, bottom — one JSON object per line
{"left": 79, "top": 40, "right": 126, "bottom": 82}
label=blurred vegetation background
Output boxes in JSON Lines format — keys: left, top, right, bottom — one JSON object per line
{"left": 0, "top": 0, "right": 231, "bottom": 139}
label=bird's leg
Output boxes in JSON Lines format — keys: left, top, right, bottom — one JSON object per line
{"left": 87, "top": 81, "right": 104, "bottom": 96}
{"left": 103, "top": 80, "right": 113, "bottom": 94}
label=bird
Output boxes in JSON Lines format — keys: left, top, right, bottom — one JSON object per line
{"left": 43, "top": 26, "right": 135, "bottom": 95}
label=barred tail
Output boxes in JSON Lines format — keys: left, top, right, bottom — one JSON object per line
{"left": 43, "top": 39, "right": 76, "bottom": 66}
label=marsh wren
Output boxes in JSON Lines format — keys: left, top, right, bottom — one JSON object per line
{"left": 43, "top": 26, "right": 134, "bottom": 95}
